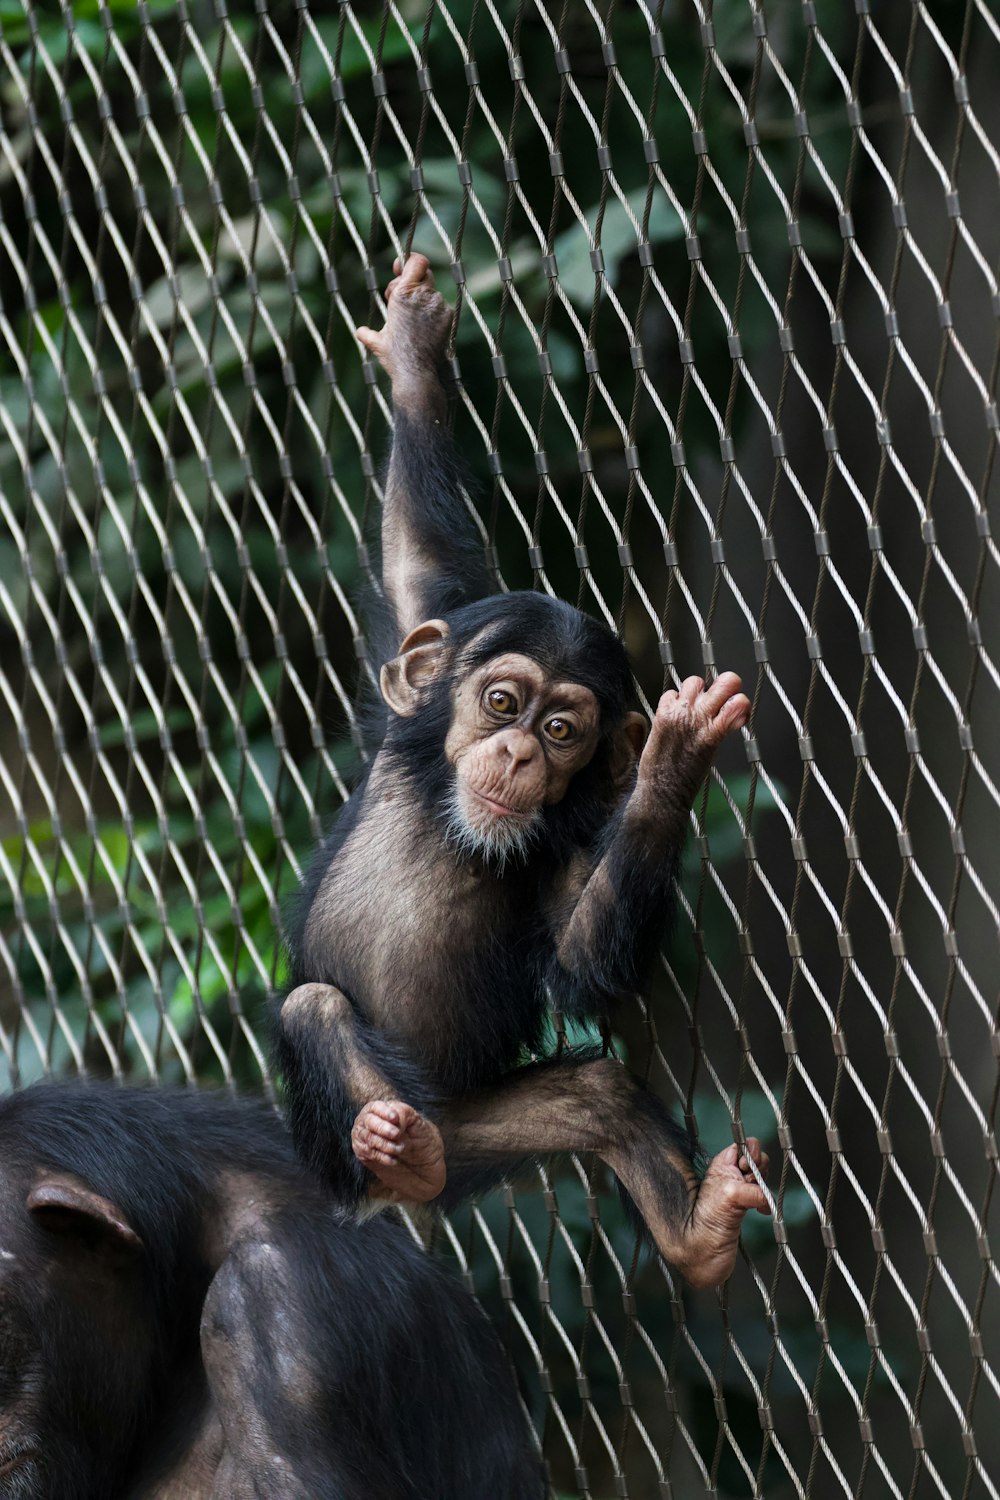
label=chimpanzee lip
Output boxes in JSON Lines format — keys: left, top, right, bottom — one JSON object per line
{"left": 471, "top": 787, "right": 531, "bottom": 818}
{"left": 0, "top": 1445, "right": 35, "bottom": 1478}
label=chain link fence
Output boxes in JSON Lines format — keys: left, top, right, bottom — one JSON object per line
{"left": 0, "top": 0, "right": 997, "bottom": 1494}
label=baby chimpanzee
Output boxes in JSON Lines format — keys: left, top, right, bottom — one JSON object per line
{"left": 275, "top": 254, "right": 768, "bottom": 1289}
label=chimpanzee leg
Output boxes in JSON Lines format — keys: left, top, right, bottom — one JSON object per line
{"left": 435, "top": 1057, "right": 769, "bottom": 1290}
{"left": 275, "top": 983, "right": 444, "bottom": 1205}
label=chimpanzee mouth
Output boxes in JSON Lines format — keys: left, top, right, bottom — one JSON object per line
{"left": 442, "top": 786, "right": 541, "bottom": 870}
{"left": 469, "top": 788, "right": 532, "bottom": 819}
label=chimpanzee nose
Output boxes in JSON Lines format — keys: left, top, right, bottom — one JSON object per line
{"left": 502, "top": 730, "right": 537, "bottom": 768}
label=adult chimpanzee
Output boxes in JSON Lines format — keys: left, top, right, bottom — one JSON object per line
{"left": 276, "top": 254, "right": 769, "bottom": 1290}
{"left": 0, "top": 1081, "right": 541, "bottom": 1499}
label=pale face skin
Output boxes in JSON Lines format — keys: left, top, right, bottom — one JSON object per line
{"left": 443, "top": 653, "right": 602, "bottom": 834}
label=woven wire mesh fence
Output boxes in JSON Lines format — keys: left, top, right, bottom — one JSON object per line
{"left": 0, "top": 0, "right": 998, "bottom": 1494}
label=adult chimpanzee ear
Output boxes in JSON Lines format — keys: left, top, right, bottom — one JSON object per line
{"left": 610, "top": 711, "right": 649, "bottom": 790}
{"left": 380, "top": 618, "right": 451, "bottom": 718}
{"left": 27, "top": 1172, "right": 143, "bottom": 1253}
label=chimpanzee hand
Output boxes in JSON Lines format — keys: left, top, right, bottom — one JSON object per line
{"left": 357, "top": 254, "right": 453, "bottom": 414}
{"left": 352, "top": 1099, "right": 447, "bottom": 1203}
{"left": 636, "top": 673, "right": 750, "bottom": 811}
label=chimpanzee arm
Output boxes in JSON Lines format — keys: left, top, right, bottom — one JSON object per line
{"left": 545, "top": 803, "right": 683, "bottom": 1019}
{"left": 546, "top": 674, "right": 750, "bottom": 1018}
{"left": 357, "top": 254, "right": 491, "bottom": 645}
{"left": 203, "top": 1237, "right": 360, "bottom": 1500}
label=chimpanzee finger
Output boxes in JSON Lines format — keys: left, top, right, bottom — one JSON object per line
{"left": 738, "top": 1134, "right": 762, "bottom": 1163}
{"left": 352, "top": 1124, "right": 402, "bottom": 1156}
{"left": 361, "top": 1114, "right": 403, "bottom": 1144}
{"left": 397, "top": 252, "right": 432, "bottom": 291}
{"left": 701, "top": 688, "right": 751, "bottom": 739}
{"left": 364, "top": 1100, "right": 403, "bottom": 1127}
{"left": 738, "top": 1138, "right": 769, "bottom": 1176}
{"left": 356, "top": 325, "right": 386, "bottom": 354}
{"left": 676, "top": 675, "right": 705, "bottom": 706}
{"left": 717, "top": 694, "right": 751, "bottom": 736}
{"left": 358, "top": 1143, "right": 398, "bottom": 1167}
{"left": 699, "top": 671, "right": 744, "bottom": 715}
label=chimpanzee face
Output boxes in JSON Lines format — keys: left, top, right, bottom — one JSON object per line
{"left": 379, "top": 617, "right": 647, "bottom": 866}
{"left": 440, "top": 651, "right": 603, "bottom": 862}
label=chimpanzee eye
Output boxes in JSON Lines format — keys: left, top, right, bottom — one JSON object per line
{"left": 545, "top": 718, "right": 574, "bottom": 742}
{"left": 486, "top": 689, "right": 518, "bottom": 716}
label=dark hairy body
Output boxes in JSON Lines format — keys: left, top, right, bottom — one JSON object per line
{"left": 0, "top": 1082, "right": 541, "bottom": 1500}
{"left": 276, "top": 255, "right": 769, "bottom": 1289}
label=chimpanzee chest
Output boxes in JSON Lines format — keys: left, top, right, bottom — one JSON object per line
{"left": 301, "top": 800, "right": 547, "bottom": 1088}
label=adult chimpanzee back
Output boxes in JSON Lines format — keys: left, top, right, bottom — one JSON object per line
{"left": 275, "top": 254, "right": 769, "bottom": 1290}
{"left": 0, "top": 1081, "right": 542, "bottom": 1499}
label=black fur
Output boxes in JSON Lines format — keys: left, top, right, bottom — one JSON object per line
{"left": 0, "top": 1082, "right": 543, "bottom": 1500}
{"left": 545, "top": 806, "right": 684, "bottom": 1017}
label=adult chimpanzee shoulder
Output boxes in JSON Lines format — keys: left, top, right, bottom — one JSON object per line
{"left": 0, "top": 1081, "right": 541, "bottom": 1499}
{"left": 275, "top": 253, "right": 770, "bottom": 1290}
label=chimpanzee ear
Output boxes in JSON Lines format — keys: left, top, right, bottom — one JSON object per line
{"left": 610, "top": 711, "right": 648, "bottom": 790}
{"left": 622, "top": 712, "right": 648, "bottom": 759}
{"left": 27, "top": 1172, "right": 143, "bottom": 1253}
{"left": 380, "top": 619, "right": 451, "bottom": 718}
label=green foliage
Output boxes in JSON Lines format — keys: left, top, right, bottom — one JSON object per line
{"left": 0, "top": 0, "right": 835, "bottom": 1082}
{"left": 0, "top": 1, "right": 860, "bottom": 1484}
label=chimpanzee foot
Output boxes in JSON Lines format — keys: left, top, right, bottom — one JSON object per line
{"left": 352, "top": 1100, "right": 447, "bottom": 1203}
{"left": 672, "top": 1138, "right": 770, "bottom": 1290}
{"left": 356, "top": 253, "right": 453, "bottom": 416}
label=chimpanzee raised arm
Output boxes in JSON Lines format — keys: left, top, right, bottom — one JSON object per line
{"left": 363, "top": 262, "right": 490, "bottom": 649}
{"left": 275, "top": 254, "right": 769, "bottom": 1290}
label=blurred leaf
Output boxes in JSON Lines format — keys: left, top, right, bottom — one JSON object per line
{"left": 425, "top": 157, "right": 505, "bottom": 216}
{"left": 691, "top": 1084, "right": 779, "bottom": 1153}
{"left": 299, "top": 14, "right": 415, "bottom": 98}
{"left": 144, "top": 266, "right": 217, "bottom": 329}
{"left": 534, "top": 1011, "right": 605, "bottom": 1057}
{"left": 684, "top": 771, "right": 784, "bottom": 870}
{"left": 554, "top": 188, "right": 683, "bottom": 307}
{"left": 27, "top": 17, "right": 106, "bottom": 66}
